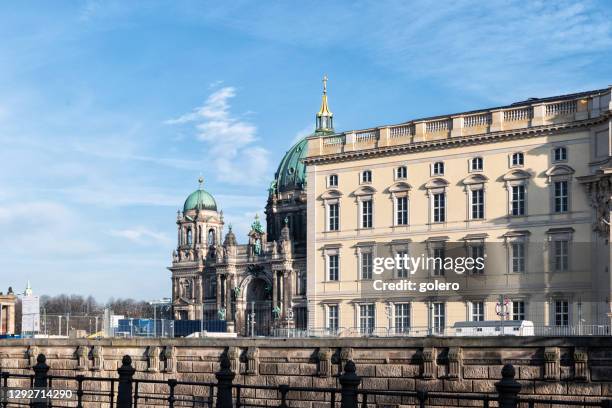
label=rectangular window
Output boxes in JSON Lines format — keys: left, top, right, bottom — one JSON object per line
{"left": 512, "top": 152, "right": 524, "bottom": 166}
{"left": 327, "top": 305, "right": 338, "bottom": 333}
{"left": 433, "top": 193, "right": 445, "bottom": 222}
{"left": 433, "top": 247, "right": 445, "bottom": 276}
{"left": 511, "top": 185, "right": 525, "bottom": 216}
{"left": 359, "top": 304, "right": 375, "bottom": 335}
{"left": 512, "top": 301, "right": 525, "bottom": 321}
{"left": 361, "top": 199, "right": 373, "bottom": 228}
{"left": 327, "top": 254, "right": 339, "bottom": 281}
{"left": 470, "top": 301, "right": 485, "bottom": 321}
{"left": 433, "top": 302, "right": 445, "bottom": 335}
{"left": 394, "top": 303, "right": 410, "bottom": 334}
{"left": 362, "top": 170, "right": 372, "bottom": 183}
{"left": 328, "top": 203, "right": 339, "bottom": 231}
{"left": 468, "top": 244, "right": 485, "bottom": 274}
{"left": 554, "top": 181, "right": 569, "bottom": 213}
{"left": 471, "top": 189, "right": 484, "bottom": 219}
{"left": 360, "top": 252, "right": 373, "bottom": 280}
{"left": 396, "top": 196, "right": 408, "bottom": 225}
{"left": 553, "top": 147, "right": 567, "bottom": 162}
{"left": 433, "top": 162, "right": 444, "bottom": 175}
{"left": 555, "top": 300, "right": 569, "bottom": 326}
{"left": 553, "top": 240, "right": 569, "bottom": 271}
{"left": 511, "top": 242, "right": 525, "bottom": 273}
{"left": 397, "top": 250, "right": 409, "bottom": 278}
{"left": 328, "top": 174, "right": 338, "bottom": 187}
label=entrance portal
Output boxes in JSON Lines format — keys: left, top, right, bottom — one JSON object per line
{"left": 245, "top": 278, "right": 272, "bottom": 336}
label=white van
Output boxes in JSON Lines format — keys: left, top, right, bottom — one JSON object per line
{"left": 453, "top": 320, "right": 534, "bottom": 336}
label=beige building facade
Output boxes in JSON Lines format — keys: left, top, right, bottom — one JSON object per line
{"left": 0, "top": 287, "right": 17, "bottom": 335}
{"left": 304, "top": 86, "right": 612, "bottom": 335}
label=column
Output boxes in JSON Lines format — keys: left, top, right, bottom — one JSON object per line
{"left": 216, "top": 274, "right": 222, "bottom": 312}
{"left": 284, "top": 270, "right": 293, "bottom": 313}
{"left": 225, "top": 275, "right": 233, "bottom": 320}
{"left": 7, "top": 304, "right": 15, "bottom": 335}
{"left": 279, "top": 272, "right": 284, "bottom": 316}
{"left": 272, "top": 271, "right": 278, "bottom": 309}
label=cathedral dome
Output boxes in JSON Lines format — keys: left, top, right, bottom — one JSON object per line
{"left": 274, "top": 137, "right": 308, "bottom": 193}
{"left": 183, "top": 178, "right": 217, "bottom": 212}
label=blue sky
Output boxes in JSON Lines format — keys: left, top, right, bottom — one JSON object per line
{"left": 0, "top": 1, "right": 610, "bottom": 301}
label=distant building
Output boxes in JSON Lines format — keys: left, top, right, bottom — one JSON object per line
{"left": 0, "top": 287, "right": 17, "bottom": 335}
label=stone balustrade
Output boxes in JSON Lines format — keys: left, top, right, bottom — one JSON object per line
{"left": 307, "top": 88, "right": 611, "bottom": 160}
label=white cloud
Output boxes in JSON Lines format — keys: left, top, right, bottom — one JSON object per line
{"left": 166, "top": 86, "right": 270, "bottom": 184}
{"left": 196, "top": 1, "right": 612, "bottom": 102}
{"left": 109, "top": 227, "right": 171, "bottom": 245}
{"left": 292, "top": 124, "right": 314, "bottom": 144}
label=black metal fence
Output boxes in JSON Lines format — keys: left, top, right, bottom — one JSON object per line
{"left": 2, "top": 353, "right": 612, "bottom": 408}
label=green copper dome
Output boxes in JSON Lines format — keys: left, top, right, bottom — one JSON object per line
{"left": 274, "top": 137, "right": 308, "bottom": 193}
{"left": 183, "top": 188, "right": 217, "bottom": 212}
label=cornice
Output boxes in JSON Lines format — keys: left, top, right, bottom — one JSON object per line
{"left": 304, "top": 115, "right": 609, "bottom": 166}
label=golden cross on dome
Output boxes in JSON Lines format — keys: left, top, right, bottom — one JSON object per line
{"left": 198, "top": 176, "right": 204, "bottom": 189}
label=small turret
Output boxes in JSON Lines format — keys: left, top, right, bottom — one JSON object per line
{"left": 315, "top": 75, "right": 334, "bottom": 134}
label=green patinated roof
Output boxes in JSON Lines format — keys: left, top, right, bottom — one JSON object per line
{"left": 274, "top": 137, "right": 308, "bottom": 193}
{"left": 183, "top": 189, "right": 217, "bottom": 212}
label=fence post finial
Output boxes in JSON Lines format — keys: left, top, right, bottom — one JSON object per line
{"left": 495, "top": 364, "right": 521, "bottom": 408}
{"left": 339, "top": 360, "right": 361, "bottom": 408}
{"left": 117, "top": 355, "right": 136, "bottom": 408}
{"left": 32, "top": 353, "right": 49, "bottom": 408}
{"left": 215, "top": 354, "right": 236, "bottom": 408}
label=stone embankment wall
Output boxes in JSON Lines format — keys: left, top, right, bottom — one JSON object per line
{"left": 0, "top": 337, "right": 611, "bottom": 406}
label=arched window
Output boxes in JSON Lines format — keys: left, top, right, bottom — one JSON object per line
{"left": 186, "top": 228, "right": 193, "bottom": 246}
{"left": 361, "top": 170, "right": 372, "bottom": 183}
{"left": 208, "top": 229, "right": 215, "bottom": 246}
{"left": 471, "top": 157, "right": 483, "bottom": 171}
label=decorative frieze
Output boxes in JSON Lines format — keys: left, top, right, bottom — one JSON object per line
{"left": 421, "top": 347, "right": 436, "bottom": 379}
{"left": 447, "top": 347, "right": 462, "bottom": 380}
{"left": 573, "top": 348, "right": 589, "bottom": 381}
{"left": 317, "top": 348, "right": 332, "bottom": 378}
{"left": 544, "top": 347, "right": 560, "bottom": 380}
{"left": 246, "top": 347, "right": 259, "bottom": 375}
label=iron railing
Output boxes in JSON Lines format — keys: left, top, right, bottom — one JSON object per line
{"left": 2, "top": 353, "right": 612, "bottom": 408}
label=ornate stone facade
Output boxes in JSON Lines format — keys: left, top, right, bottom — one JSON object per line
{"left": 304, "top": 85, "right": 612, "bottom": 332}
